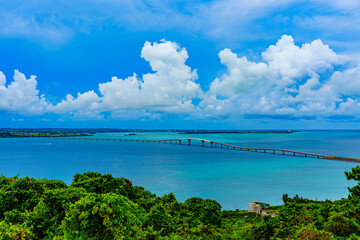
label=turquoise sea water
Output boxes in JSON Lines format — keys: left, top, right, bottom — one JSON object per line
{"left": 0, "top": 131, "right": 359, "bottom": 209}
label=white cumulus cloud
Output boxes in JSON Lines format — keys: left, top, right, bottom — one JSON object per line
{"left": 262, "top": 35, "right": 347, "bottom": 79}
{"left": 47, "top": 91, "right": 100, "bottom": 113}
{"left": 2, "top": 36, "right": 360, "bottom": 122}
{"left": 199, "top": 35, "right": 360, "bottom": 119}
{"left": 326, "top": 64, "right": 360, "bottom": 95}
{"left": 50, "top": 39, "right": 201, "bottom": 117}
{"left": 0, "top": 70, "right": 48, "bottom": 115}
{"left": 210, "top": 48, "right": 270, "bottom": 97}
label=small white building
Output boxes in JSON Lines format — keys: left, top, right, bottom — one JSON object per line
{"left": 248, "top": 202, "right": 270, "bottom": 214}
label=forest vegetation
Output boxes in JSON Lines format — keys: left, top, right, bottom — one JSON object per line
{"left": 0, "top": 166, "right": 360, "bottom": 239}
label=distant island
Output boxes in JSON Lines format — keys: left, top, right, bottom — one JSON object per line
{"left": 178, "top": 130, "right": 297, "bottom": 134}
{"left": 0, "top": 128, "right": 92, "bottom": 138}
{"left": 124, "top": 133, "right": 137, "bottom": 136}
{"left": 0, "top": 128, "right": 299, "bottom": 138}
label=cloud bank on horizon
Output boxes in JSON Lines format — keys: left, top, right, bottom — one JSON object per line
{"left": 1, "top": 35, "right": 360, "bottom": 121}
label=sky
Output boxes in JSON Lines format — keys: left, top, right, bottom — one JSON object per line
{"left": 1, "top": 0, "right": 360, "bottom": 129}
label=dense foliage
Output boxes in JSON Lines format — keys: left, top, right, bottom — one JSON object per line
{"left": 0, "top": 167, "right": 360, "bottom": 239}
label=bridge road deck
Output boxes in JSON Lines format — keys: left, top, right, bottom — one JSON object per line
{"left": 55, "top": 137, "right": 360, "bottom": 163}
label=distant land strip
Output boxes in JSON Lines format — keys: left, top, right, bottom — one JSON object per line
{"left": 0, "top": 128, "right": 299, "bottom": 137}
{"left": 57, "top": 137, "right": 360, "bottom": 163}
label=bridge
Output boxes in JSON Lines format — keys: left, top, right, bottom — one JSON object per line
{"left": 58, "top": 137, "right": 360, "bottom": 163}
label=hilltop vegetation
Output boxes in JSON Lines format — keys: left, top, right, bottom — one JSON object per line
{"left": 0, "top": 167, "right": 360, "bottom": 239}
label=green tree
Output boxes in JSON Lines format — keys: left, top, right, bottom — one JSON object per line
{"left": 184, "top": 197, "right": 222, "bottom": 227}
{"left": 0, "top": 221, "right": 34, "bottom": 240}
{"left": 0, "top": 175, "right": 66, "bottom": 218}
{"left": 143, "top": 202, "right": 175, "bottom": 236}
{"left": 71, "top": 172, "right": 132, "bottom": 197}
{"left": 60, "top": 193, "right": 144, "bottom": 239}
{"left": 346, "top": 166, "right": 360, "bottom": 198}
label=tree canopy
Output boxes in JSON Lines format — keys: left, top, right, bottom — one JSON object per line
{"left": 0, "top": 166, "right": 360, "bottom": 239}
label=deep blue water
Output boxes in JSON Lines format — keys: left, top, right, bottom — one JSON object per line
{"left": 0, "top": 131, "right": 359, "bottom": 209}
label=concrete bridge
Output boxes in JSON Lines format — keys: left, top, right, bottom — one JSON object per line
{"left": 58, "top": 137, "right": 360, "bottom": 163}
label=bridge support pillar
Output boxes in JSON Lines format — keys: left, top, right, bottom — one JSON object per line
{"left": 210, "top": 142, "right": 213, "bottom": 148}
{"left": 188, "top": 139, "right": 191, "bottom": 145}
{"left": 273, "top": 150, "right": 275, "bottom": 154}
{"left": 264, "top": 149, "right": 266, "bottom": 153}
{"left": 201, "top": 140, "right": 204, "bottom": 147}
{"left": 227, "top": 145, "right": 228, "bottom": 149}
{"left": 179, "top": 140, "right": 182, "bottom": 144}
{"left": 220, "top": 144, "right": 222, "bottom": 148}
{"left": 293, "top": 152, "right": 295, "bottom": 156}
{"left": 305, "top": 154, "right": 307, "bottom": 157}
{"left": 283, "top": 151, "right": 284, "bottom": 155}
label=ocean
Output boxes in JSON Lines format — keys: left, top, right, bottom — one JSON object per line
{"left": 0, "top": 130, "right": 359, "bottom": 209}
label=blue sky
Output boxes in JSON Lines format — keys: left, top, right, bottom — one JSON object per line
{"left": 1, "top": 0, "right": 360, "bottom": 129}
